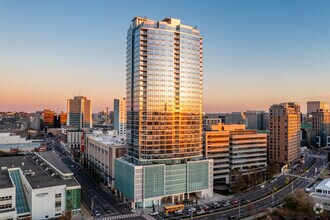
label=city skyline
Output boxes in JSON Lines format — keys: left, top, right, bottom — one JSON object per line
{"left": 1, "top": 0, "right": 330, "bottom": 113}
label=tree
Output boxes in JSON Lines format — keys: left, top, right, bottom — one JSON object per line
{"left": 0, "top": 150, "right": 6, "bottom": 157}
{"left": 230, "top": 173, "right": 247, "bottom": 193}
{"left": 266, "top": 163, "right": 279, "bottom": 180}
{"left": 285, "top": 177, "right": 291, "bottom": 185}
{"left": 281, "top": 189, "right": 315, "bottom": 218}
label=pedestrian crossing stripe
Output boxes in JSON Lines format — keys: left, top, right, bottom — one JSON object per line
{"left": 99, "top": 213, "right": 140, "bottom": 220}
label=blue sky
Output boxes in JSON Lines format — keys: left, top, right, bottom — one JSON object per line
{"left": 0, "top": 0, "right": 329, "bottom": 113}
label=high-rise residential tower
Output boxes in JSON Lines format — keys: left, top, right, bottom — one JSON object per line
{"left": 113, "top": 98, "right": 127, "bottom": 135}
{"left": 115, "top": 17, "right": 213, "bottom": 208}
{"left": 268, "top": 102, "right": 301, "bottom": 166}
{"left": 67, "top": 96, "right": 92, "bottom": 129}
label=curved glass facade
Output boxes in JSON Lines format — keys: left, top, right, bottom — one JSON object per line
{"left": 126, "top": 17, "right": 203, "bottom": 165}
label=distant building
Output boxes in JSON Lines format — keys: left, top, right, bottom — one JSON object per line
{"left": 203, "top": 114, "right": 222, "bottom": 131}
{"left": 204, "top": 124, "right": 267, "bottom": 185}
{"left": 59, "top": 111, "right": 67, "bottom": 126}
{"left": 301, "top": 121, "right": 312, "bottom": 147}
{"left": 0, "top": 152, "right": 81, "bottom": 220}
{"left": 225, "top": 112, "right": 248, "bottom": 126}
{"left": 43, "top": 109, "right": 55, "bottom": 126}
{"left": 67, "top": 96, "right": 92, "bottom": 129}
{"left": 311, "top": 109, "right": 330, "bottom": 147}
{"left": 269, "top": 102, "right": 301, "bottom": 166}
{"left": 29, "top": 112, "right": 42, "bottom": 131}
{"left": 307, "top": 101, "right": 329, "bottom": 115}
{"left": 244, "top": 110, "right": 269, "bottom": 130}
{"left": 113, "top": 98, "right": 126, "bottom": 135}
{"left": 85, "top": 130, "right": 126, "bottom": 188}
{"left": 0, "top": 133, "right": 40, "bottom": 153}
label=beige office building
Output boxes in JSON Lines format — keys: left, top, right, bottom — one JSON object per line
{"left": 203, "top": 129, "right": 230, "bottom": 184}
{"left": 269, "top": 102, "right": 301, "bottom": 166}
{"left": 204, "top": 124, "right": 267, "bottom": 184}
{"left": 85, "top": 130, "right": 126, "bottom": 187}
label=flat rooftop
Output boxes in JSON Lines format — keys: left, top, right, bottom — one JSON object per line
{"left": 0, "top": 155, "right": 79, "bottom": 189}
{"left": 36, "top": 151, "right": 73, "bottom": 175}
{"left": 0, "top": 170, "right": 13, "bottom": 188}
{"left": 89, "top": 135, "right": 126, "bottom": 147}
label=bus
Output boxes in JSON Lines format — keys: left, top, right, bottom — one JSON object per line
{"left": 164, "top": 204, "right": 185, "bottom": 213}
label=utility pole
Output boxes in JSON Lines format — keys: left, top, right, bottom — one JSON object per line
{"left": 238, "top": 200, "right": 241, "bottom": 219}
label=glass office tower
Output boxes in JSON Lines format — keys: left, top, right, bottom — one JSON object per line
{"left": 115, "top": 17, "right": 212, "bottom": 209}
{"left": 126, "top": 17, "right": 203, "bottom": 165}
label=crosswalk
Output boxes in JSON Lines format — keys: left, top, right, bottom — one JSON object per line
{"left": 99, "top": 214, "right": 140, "bottom": 220}
{"left": 98, "top": 213, "right": 156, "bottom": 220}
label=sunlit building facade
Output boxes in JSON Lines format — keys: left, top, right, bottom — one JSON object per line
{"left": 307, "top": 101, "right": 329, "bottom": 116}
{"left": 268, "top": 102, "right": 301, "bottom": 166}
{"left": 113, "top": 98, "right": 127, "bottom": 135}
{"left": 203, "top": 124, "right": 267, "bottom": 185}
{"left": 115, "top": 17, "right": 213, "bottom": 208}
{"left": 67, "top": 96, "right": 92, "bottom": 129}
{"left": 43, "top": 109, "right": 55, "bottom": 126}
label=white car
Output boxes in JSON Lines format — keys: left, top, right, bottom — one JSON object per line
{"left": 260, "top": 184, "right": 265, "bottom": 188}
{"left": 150, "top": 211, "right": 159, "bottom": 216}
{"left": 197, "top": 209, "right": 205, "bottom": 215}
{"left": 175, "top": 209, "right": 183, "bottom": 214}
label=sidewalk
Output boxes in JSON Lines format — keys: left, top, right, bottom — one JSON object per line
{"left": 72, "top": 203, "right": 93, "bottom": 220}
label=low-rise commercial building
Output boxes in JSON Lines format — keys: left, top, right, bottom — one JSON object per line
{"left": 310, "top": 178, "right": 330, "bottom": 211}
{"left": 85, "top": 130, "right": 126, "bottom": 188}
{"left": 203, "top": 124, "right": 267, "bottom": 185}
{"left": 0, "top": 151, "right": 81, "bottom": 220}
{"left": 0, "top": 133, "right": 41, "bottom": 153}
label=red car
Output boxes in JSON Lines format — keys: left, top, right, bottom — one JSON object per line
{"left": 231, "top": 200, "right": 238, "bottom": 205}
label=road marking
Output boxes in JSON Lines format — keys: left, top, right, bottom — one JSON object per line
{"left": 98, "top": 214, "right": 140, "bottom": 220}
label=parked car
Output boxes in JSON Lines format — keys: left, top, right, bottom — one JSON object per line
{"left": 222, "top": 201, "right": 231, "bottom": 207}
{"left": 260, "top": 184, "right": 265, "bottom": 188}
{"left": 187, "top": 207, "right": 196, "bottom": 213}
{"left": 231, "top": 200, "right": 238, "bottom": 205}
{"left": 212, "top": 202, "right": 220, "bottom": 208}
{"left": 196, "top": 209, "right": 205, "bottom": 215}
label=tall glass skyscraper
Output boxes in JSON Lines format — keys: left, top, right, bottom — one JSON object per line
{"left": 126, "top": 17, "right": 203, "bottom": 165}
{"left": 115, "top": 17, "right": 212, "bottom": 209}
